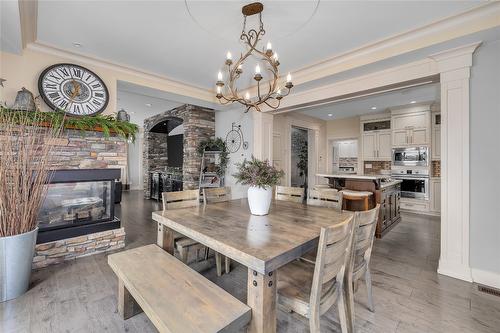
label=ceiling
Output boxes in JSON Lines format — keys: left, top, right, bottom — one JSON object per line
{"left": 35, "top": 1, "right": 483, "bottom": 90}
{"left": 296, "top": 82, "right": 440, "bottom": 120}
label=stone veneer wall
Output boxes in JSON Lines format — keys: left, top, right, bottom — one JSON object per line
{"left": 33, "top": 228, "right": 125, "bottom": 269}
{"left": 364, "top": 160, "right": 392, "bottom": 175}
{"left": 143, "top": 104, "right": 215, "bottom": 197}
{"left": 48, "top": 129, "right": 127, "bottom": 175}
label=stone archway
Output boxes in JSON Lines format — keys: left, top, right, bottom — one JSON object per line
{"left": 143, "top": 104, "right": 215, "bottom": 198}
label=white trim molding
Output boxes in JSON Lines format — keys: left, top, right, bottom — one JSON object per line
{"left": 472, "top": 268, "right": 500, "bottom": 290}
{"left": 252, "top": 112, "right": 274, "bottom": 161}
{"left": 430, "top": 41, "right": 481, "bottom": 282}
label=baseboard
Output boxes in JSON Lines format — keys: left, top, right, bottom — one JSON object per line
{"left": 472, "top": 268, "right": 500, "bottom": 290}
{"left": 438, "top": 260, "right": 473, "bottom": 282}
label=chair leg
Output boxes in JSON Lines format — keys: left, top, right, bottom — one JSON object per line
{"left": 364, "top": 197, "right": 369, "bottom": 211}
{"left": 309, "top": 309, "right": 321, "bottom": 333}
{"left": 365, "top": 268, "right": 374, "bottom": 312}
{"left": 179, "top": 246, "right": 188, "bottom": 263}
{"left": 337, "top": 286, "right": 349, "bottom": 333}
{"left": 204, "top": 247, "right": 210, "bottom": 261}
{"left": 225, "top": 256, "right": 231, "bottom": 274}
{"left": 215, "top": 252, "right": 223, "bottom": 276}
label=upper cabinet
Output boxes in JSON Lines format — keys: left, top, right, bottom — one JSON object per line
{"left": 431, "top": 112, "right": 441, "bottom": 160}
{"left": 360, "top": 114, "right": 392, "bottom": 161}
{"left": 338, "top": 140, "right": 358, "bottom": 158}
{"left": 390, "top": 105, "right": 431, "bottom": 147}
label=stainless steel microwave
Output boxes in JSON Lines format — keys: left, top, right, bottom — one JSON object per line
{"left": 392, "top": 147, "right": 428, "bottom": 167}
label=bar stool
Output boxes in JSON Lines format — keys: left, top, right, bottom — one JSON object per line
{"left": 341, "top": 190, "right": 373, "bottom": 211}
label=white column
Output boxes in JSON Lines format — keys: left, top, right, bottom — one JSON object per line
{"left": 252, "top": 111, "right": 274, "bottom": 161}
{"left": 430, "top": 42, "right": 480, "bottom": 282}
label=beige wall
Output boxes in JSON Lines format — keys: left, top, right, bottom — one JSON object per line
{"left": 0, "top": 48, "right": 212, "bottom": 115}
{"left": 326, "top": 116, "right": 360, "bottom": 140}
{"left": 273, "top": 112, "right": 327, "bottom": 187}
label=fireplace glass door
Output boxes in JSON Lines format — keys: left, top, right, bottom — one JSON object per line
{"left": 38, "top": 180, "right": 112, "bottom": 230}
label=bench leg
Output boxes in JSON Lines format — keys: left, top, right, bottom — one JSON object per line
{"left": 247, "top": 269, "right": 277, "bottom": 333}
{"left": 215, "top": 252, "right": 223, "bottom": 276}
{"left": 118, "top": 279, "right": 142, "bottom": 320}
{"left": 157, "top": 223, "right": 174, "bottom": 255}
{"left": 225, "top": 257, "right": 231, "bottom": 274}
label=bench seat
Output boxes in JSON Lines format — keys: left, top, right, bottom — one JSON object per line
{"left": 108, "top": 244, "right": 251, "bottom": 333}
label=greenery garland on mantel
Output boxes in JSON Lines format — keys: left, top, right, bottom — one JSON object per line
{"left": 196, "top": 137, "right": 229, "bottom": 177}
{"left": 0, "top": 107, "right": 139, "bottom": 142}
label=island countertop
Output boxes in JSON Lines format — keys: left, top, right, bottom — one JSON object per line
{"left": 316, "top": 173, "right": 390, "bottom": 180}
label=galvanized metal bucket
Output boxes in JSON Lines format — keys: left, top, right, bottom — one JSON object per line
{"left": 0, "top": 227, "right": 38, "bottom": 302}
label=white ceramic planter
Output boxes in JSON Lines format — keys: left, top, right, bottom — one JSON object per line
{"left": 247, "top": 185, "right": 272, "bottom": 216}
{"left": 0, "top": 227, "right": 38, "bottom": 302}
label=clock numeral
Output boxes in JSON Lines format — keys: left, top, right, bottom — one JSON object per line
{"left": 48, "top": 92, "right": 61, "bottom": 101}
{"left": 44, "top": 83, "right": 57, "bottom": 90}
{"left": 91, "top": 83, "right": 101, "bottom": 89}
{"left": 86, "top": 104, "right": 94, "bottom": 112}
{"left": 72, "top": 68, "right": 82, "bottom": 78}
{"left": 58, "top": 100, "right": 68, "bottom": 109}
{"left": 95, "top": 92, "right": 104, "bottom": 98}
{"left": 91, "top": 99, "right": 102, "bottom": 107}
{"left": 85, "top": 74, "right": 93, "bottom": 82}
{"left": 59, "top": 68, "right": 70, "bottom": 77}
{"left": 73, "top": 104, "right": 81, "bottom": 114}
{"left": 48, "top": 73, "right": 62, "bottom": 81}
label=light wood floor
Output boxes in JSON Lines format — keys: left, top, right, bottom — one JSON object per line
{"left": 2, "top": 190, "right": 500, "bottom": 333}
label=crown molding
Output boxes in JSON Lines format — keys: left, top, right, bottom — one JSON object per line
{"left": 289, "top": 2, "right": 499, "bottom": 85}
{"left": 429, "top": 41, "right": 482, "bottom": 72}
{"left": 26, "top": 41, "right": 217, "bottom": 104}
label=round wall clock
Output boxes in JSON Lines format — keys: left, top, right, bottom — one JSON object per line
{"left": 38, "top": 63, "right": 109, "bottom": 116}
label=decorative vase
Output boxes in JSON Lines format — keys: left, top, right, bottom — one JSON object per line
{"left": 0, "top": 227, "right": 38, "bottom": 302}
{"left": 247, "top": 186, "right": 272, "bottom": 216}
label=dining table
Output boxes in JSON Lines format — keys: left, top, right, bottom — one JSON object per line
{"left": 152, "top": 198, "right": 354, "bottom": 333}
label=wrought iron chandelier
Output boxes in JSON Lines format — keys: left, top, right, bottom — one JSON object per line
{"left": 215, "top": 2, "right": 293, "bottom": 112}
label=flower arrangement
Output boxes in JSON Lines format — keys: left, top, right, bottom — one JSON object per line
{"left": 233, "top": 156, "right": 284, "bottom": 189}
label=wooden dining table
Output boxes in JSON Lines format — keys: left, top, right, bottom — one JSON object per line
{"left": 152, "top": 198, "right": 354, "bottom": 333}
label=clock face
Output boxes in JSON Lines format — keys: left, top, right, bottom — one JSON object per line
{"left": 38, "top": 63, "right": 109, "bottom": 116}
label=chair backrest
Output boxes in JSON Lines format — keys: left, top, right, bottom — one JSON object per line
{"left": 203, "top": 187, "right": 231, "bottom": 204}
{"left": 162, "top": 190, "right": 200, "bottom": 210}
{"left": 307, "top": 188, "right": 343, "bottom": 211}
{"left": 309, "top": 214, "right": 355, "bottom": 316}
{"left": 350, "top": 205, "right": 380, "bottom": 281}
{"left": 275, "top": 186, "right": 305, "bottom": 203}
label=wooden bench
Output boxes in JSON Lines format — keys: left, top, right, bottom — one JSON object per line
{"left": 108, "top": 244, "right": 251, "bottom": 333}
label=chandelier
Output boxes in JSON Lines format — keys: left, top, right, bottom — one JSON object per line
{"left": 215, "top": 2, "right": 293, "bottom": 112}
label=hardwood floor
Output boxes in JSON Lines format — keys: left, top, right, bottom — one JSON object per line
{"left": 2, "top": 190, "right": 500, "bottom": 333}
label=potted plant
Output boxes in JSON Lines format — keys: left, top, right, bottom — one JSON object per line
{"left": 233, "top": 156, "right": 284, "bottom": 215}
{"left": 0, "top": 107, "right": 64, "bottom": 302}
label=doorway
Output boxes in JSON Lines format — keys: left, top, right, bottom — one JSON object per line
{"left": 290, "top": 126, "right": 308, "bottom": 188}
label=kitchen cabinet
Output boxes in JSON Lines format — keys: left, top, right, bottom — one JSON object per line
{"left": 432, "top": 112, "right": 441, "bottom": 160}
{"left": 430, "top": 178, "right": 441, "bottom": 213}
{"left": 391, "top": 106, "right": 431, "bottom": 147}
{"left": 338, "top": 140, "right": 357, "bottom": 158}
{"left": 377, "top": 182, "right": 401, "bottom": 238}
{"left": 362, "top": 130, "right": 391, "bottom": 160}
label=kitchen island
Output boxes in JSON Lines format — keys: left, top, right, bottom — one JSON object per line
{"left": 317, "top": 174, "right": 402, "bottom": 238}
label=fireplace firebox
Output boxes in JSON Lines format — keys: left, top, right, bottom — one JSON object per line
{"left": 37, "top": 169, "right": 121, "bottom": 244}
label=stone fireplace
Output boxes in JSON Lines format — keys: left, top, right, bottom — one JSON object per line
{"left": 143, "top": 104, "right": 215, "bottom": 198}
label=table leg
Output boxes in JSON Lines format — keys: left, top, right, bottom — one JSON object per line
{"left": 157, "top": 222, "right": 174, "bottom": 255}
{"left": 344, "top": 270, "right": 355, "bottom": 333}
{"left": 247, "top": 268, "right": 277, "bottom": 333}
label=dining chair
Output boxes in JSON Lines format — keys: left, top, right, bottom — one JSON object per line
{"left": 161, "top": 190, "right": 206, "bottom": 264}
{"left": 277, "top": 215, "right": 356, "bottom": 333}
{"left": 307, "top": 188, "right": 343, "bottom": 211}
{"left": 203, "top": 187, "right": 232, "bottom": 276}
{"left": 348, "top": 204, "right": 380, "bottom": 313}
{"left": 275, "top": 185, "right": 305, "bottom": 203}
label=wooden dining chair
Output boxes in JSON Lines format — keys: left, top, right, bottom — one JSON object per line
{"left": 348, "top": 204, "right": 380, "bottom": 313}
{"left": 203, "top": 187, "right": 232, "bottom": 276}
{"left": 277, "top": 215, "right": 356, "bottom": 333}
{"left": 275, "top": 185, "right": 305, "bottom": 203}
{"left": 161, "top": 190, "right": 206, "bottom": 264}
{"left": 307, "top": 188, "right": 343, "bottom": 211}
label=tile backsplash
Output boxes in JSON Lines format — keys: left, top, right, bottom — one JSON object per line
{"left": 432, "top": 160, "right": 441, "bottom": 177}
{"left": 364, "top": 161, "right": 391, "bottom": 175}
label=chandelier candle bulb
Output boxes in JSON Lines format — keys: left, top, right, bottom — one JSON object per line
{"left": 286, "top": 73, "right": 292, "bottom": 83}
{"left": 245, "top": 92, "right": 250, "bottom": 100}
{"left": 226, "top": 51, "right": 232, "bottom": 60}
{"left": 217, "top": 71, "right": 223, "bottom": 81}
{"left": 254, "top": 65, "right": 262, "bottom": 81}
{"left": 255, "top": 65, "right": 261, "bottom": 74}
{"left": 266, "top": 42, "right": 272, "bottom": 51}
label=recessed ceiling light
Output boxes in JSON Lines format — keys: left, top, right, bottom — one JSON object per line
{"left": 410, "top": 100, "right": 416, "bottom": 104}
{"left": 130, "top": 111, "right": 135, "bottom": 114}
{"left": 328, "top": 113, "right": 333, "bottom": 117}
{"left": 145, "top": 103, "right": 152, "bottom": 107}
{"left": 371, "top": 106, "right": 377, "bottom": 110}
{"left": 73, "top": 42, "right": 82, "bottom": 48}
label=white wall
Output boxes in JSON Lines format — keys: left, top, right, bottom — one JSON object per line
{"left": 469, "top": 39, "right": 500, "bottom": 278}
{"left": 215, "top": 108, "right": 253, "bottom": 199}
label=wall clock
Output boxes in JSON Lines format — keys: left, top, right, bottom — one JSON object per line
{"left": 38, "top": 63, "right": 109, "bottom": 116}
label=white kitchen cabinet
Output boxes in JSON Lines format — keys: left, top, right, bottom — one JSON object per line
{"left": 362, "top": 130, "right": 391, "bottom": 160}
{"left": 430, "top": 178, "right": 441, "bottom": 213}
{"left": 391, "top": 106, "right": 431, "bottom": 147}
{"left": 432, "top": 112, "right": 441, "bottom": 160}
{"left": 338, "top": 140, "right": 357, "bottom": 158}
